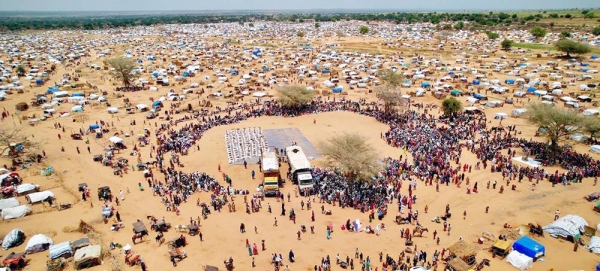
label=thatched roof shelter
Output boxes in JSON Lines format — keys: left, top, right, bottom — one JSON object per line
{"left": 446, "top": 258, "right": 470, "bottom": 271}
{"left": 448, "top": 240, "right": 479, "bottom": 259}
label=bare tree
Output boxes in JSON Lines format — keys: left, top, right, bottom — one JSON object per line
{"left": 105, "top": 57, "right": 139, "bottom": 87}
{"left": 0, "top": 125, "right": 42, "bottom": 158}
{"left": 318, "top": 132, "right": 380, "bottom": 182}
{"left": 277, "top": 85, "right": 316, "bottom": 107}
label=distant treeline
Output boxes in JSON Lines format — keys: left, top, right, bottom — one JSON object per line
{"left": 0, "top": 11, "right": 580, "bottom": 31}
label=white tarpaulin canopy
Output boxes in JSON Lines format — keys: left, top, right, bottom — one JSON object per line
{"left": 25, "top": 234, "right": 53, "bottom": 254}
{"left": 587, "top": 236, "right": 600, "bottom": 254}
{"left": 0, "top": 198, "right": 19, "bottom": 210}
{"left": 1, "top": 205, "right": 31, "bottom": 220}
{"left": 506, "top": 251, "right": 533, "bottom": 271}
{"left": 109, "top": 136, "right": 124, "bottom": 144}
{"left": 592, "top": 145, "right": 600, "bottom": 154}
{"left": 252, "top": 92, "right": 266, "bottom": 97}
{"left": 136, "top": 104, "right": 148, "bottom": 110}
{"left": 26, "top": 191, "right": 54, "bottom": 204}
{"left": 543, "top": 214, "right": 588, "bottom": 238}
{"left": 16, "top": 183, "right": 39, "bottom": 194}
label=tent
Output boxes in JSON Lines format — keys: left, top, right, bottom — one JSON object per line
{"left": 505, "top": 79, "right": 516, "bottom": 85}
{"left": 592, "top": 145, "right": 600, "bottom": 154}
{"left": 252, "top": 92, "right": 267, "bottom": 97}
{"left": 136, "top": 104, "right": 148, "bottom": 110}
{"left": 512, "top": 236, "right": 545, "bottom": 259}
{"left": 332, "top": 86, "right": 343, "bottom": 93}
{"left": 109, "top": 136, "right": 124, "bottom": 144}
{"left": 450, "top": 90, "right": 462, "bottom": 96}
{"left": 0, "top": 198, "right": 19, "bottom": 211}
{"left": 16, "top": 183, "right": 39, "bottom": 195}
{"left": 511, "top": 109, "right": 528, "bottom": 117}
{"left": 107, "top": 107, "right": 118, "bottom": 114}
{"left": 49, "top": 241, "right": 73, "bottom": 260}
{"left": 25, "top": 191, "right": 54, "bottom": 204}
{"left": 506, "top": 251, "right": 533, "bottom": 271}
{"left": 2, "top": 229, "right": 25, "bottom": 250}
{"left": 583, "top": 109, "right": 600, "bottom": 116}
{"left": 587, "top": 236, "right": 600, "bottom": 254}
{"left": 74, "top": 245, "right": 102, "bottom": 269}
{"left": 1, "top": 205, "right": 31, "bottom": 220}
{"left": 25, "top": 234, "right": 53, "bottom": 254}
{"left": 421, "top": 82, "right": 431, "bottom": 87}
{"left": 71, "top": 106, "right": 83, "bottom": 112}
{"left": 543, "top": 214, "right": 588, "bottom": 239}
{"left": 89, "top": 124, "right": 100, "bottom": 130}
{"left": 495, "top": 112, "right": 508, "bottom": 119}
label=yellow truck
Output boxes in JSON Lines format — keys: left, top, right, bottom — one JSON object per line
{"left": 262, "top": 149, "right": 280, "bottom": 197}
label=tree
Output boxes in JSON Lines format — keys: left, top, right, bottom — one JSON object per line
{"left": 593, "top": 26, "right": 600, "bottom": 36}
{"left": 276, "top": 85, "right": 315, "bottom": 107}
{"left": 248, "top": 23, "right": 254, "bottom": 27}
{"left": 583, "top": 117, "right": 600, "bottom": 139}
{"left": 548, "top": 13, "right": 559, "bottom": 18}
{"left": 554, "top": 39, "right": 591, "bottom": 57}
{"left": 0, "top": 125, "right": 42, "bottom": 158}
{"left": 15, "top": 65, "right": 25, "bottom": 76}
{"left": 376, "top": 70, "right": 405, "bottom": 113}
{"left": 486, "top": 31, "right": 499, "bottom": 40}
{"left": 501, "top": 39, "right": 513, "bottom": 51}
{"left": 315, "top": 22, "right": 320, "bottom": 29}
{"left": 441, "top": 97, "right": 462, "bottom": 116}
{"left": 526, "top": 103, "right": 583, "bottom": 149}
{"left": 565, "top": 14, "right": 572, "bottom": 19}
{"left": 105, "top": 57, "right": 138, "bottom": 87}
{"left": 530, "top": 26, "right": 547, "bottom": 39}
{"left": 442, "top": 24, "right": 452, "bottom": 30}
{"left": 318, "top": 132, "right": 380, "bottom": 181}
{"left": 359, "top": 25, "right": 369, "bottom": 35}
{"left": 582, "top": 10, "right": 590, "bottom": 15}
{"left": 297, "top": 31, "right": 305, "bottom": 38}
{"left": 560, "top": 31, "right": 572, "bottom": 38}
{"left": 584, "top": 13, "right": 595, "bottom": 19}
{"left": 453, "top": 21, "right": 464, "bottom": 30}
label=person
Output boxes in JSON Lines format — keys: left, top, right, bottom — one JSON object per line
{"left": 555, "top": 210, "right": 560, "bottom": 221}
{"left": 198, "top": 231, "right": 203, "bottom": 241}
{"left": 289, "top": 249, "right": 295, "bottom": 262}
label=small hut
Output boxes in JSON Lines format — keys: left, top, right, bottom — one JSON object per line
{"left": 15, "top": 102, "right": 29, "bottom": 111}
{"left": 447, "top": 240, "right": 479, "bottom": 266}
{"left": 446, "top": 257, "right": 470, "bottom": 271}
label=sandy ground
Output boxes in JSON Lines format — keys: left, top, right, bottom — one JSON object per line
{"left": 0, "top": 33, "right": 599, "bottom": 271}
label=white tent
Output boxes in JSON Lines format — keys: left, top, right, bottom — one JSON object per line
{"left": 511, "top": 108, "right": 528, "bottom": 117}
{"left": 543, "top": 214, "right": 588, "bottom": 238}
{"left": 466, "top": 97, "right": 478, "bottom": 104}
{"left": 506, "top": 251, "right": 533, "bottom": 271}
{"left": 1, "top": 205, "right": 31, "bottom": 220}
{"left": 583, "top": 109, "right": 600, "bottom": 116}
{"left": 591, "top": 145, "right": 600, "bottom": 154}
{"left": 0, "top": 198, "right": 19, "bottom": 210}
{"left": 108, "top": 136, "right": 124, "bottom": 144}
{"left": 107, "top": 107, "right": 119, "bottom": 114}
{"left": 586, "top": 236, "right": 600, "bottom": 254}
{"left": 136, "top": 104, "right": 148, "bottom": 110}
{"left": 16, "top": 183, "right": 39, "bottom": 195}
{"left": 25, "top": 191, "right": 54, "bottom": 204}
{"left": 495, "top": 112, "right": 508, "bottom": 119}
{"left": 71, "top": 105, "right": 83, "bottom": 112}
{"left": 25, "top": 234, "right": 53, "bottom": 254}
{"left": 253, "top": 92, "right": 267, "bottom": 97}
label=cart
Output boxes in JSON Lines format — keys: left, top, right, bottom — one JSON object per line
{"left": 188, "top": 224, "right": 199, "bottom": 236}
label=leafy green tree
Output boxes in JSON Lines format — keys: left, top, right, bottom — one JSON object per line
{"left": 248, "top": 23, "right": 254, "bottom": 27}
{"left": 486, "top": 31, "right": 499, "bottom": 40}
{"left": 441, "top": 97, "right": 463, "bottom": 116}
{"left": 16, "top": 65, "right": 25, "bottom": 76}
{"left": 453, "top": 21, "right": 464, "bottom": 30}
{"left": 297, "top": 31, "right": 305, "bottom": 38}
{"left": 511, "top": 14, "right": 518, "bottom": 19}
{"left": 565, "top": 14, "right": 572, "bottom": 19}
{"left": 560, "top": 31, "right": 572, "bottom": 38}
{"left": 442, "top": 24, "right": 452, "bottom": 30}
{"left": 593, "top": 26, "right": 600, "bottom": 36}
{"left": 501, "top": 39, "right": 513, "bottom": 51}
{"left": 554, "top": 39, "right": 591, "bottom": 57}
{"left": 548, "top": 13, "right": 559, "bottom": 18}
{"left": 526, "top": 103, "right": 583, "bottom": 149}
{"left": 105, "top": 57, "right": 139, "bottom": 87}
{"left": 359, "top": 25, "right": 369, "bottom": 35}
{"left": 277, "top": 85, "right": 315, "bottom": 107}
{"left": 318, "top": 132, "right": 380, "bottom": 182}
{"left": 584, "top": 13, "right": 595, "bottom": 19}
{"left": 584, "top": 117, "right": 600, "bottom": 139}
{"left": 582, "top": 10, "right": 590, "bottom": 15}
{"left": 315, "top": 22, "right": 320, "bottom": 28}
{"left": 530, "top": 26, "right": 547, "bottom": 38}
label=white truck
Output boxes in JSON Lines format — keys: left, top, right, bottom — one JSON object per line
{"left": 285, "top": 146, "right": 314, "bottom": 195}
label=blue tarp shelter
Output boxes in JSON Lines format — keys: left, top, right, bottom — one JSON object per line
{"left": 47, "top": 87, "right": 59, "bottom": 94}
{"left": 472, "top": 80, "right": 480, "bottom": 85}
{"left": 512, "top": 236, "right": 545, "bottom": 259}
{"left": 474, "top": 93, "right": 485, "bottom": 100}
{"left": 505, "top": 79, "right": 516, "bottom": 85}
{"left": 229, "top": 70, "right": 238, "bottom": 76}
{"left": 448, "top": 71, "right": 455, "bottom": 75}
{"left": 591, "top": 55, "right": 598, "bottom": 60}
{"left": 182, "top": 71, "right": 189, "bottom": 77}
{"left": 332, "top": 86, "right": 343, "bottom": 93}
{"left": 89, "top": 124, "right": 99, "bottom": 130}
{"left": 527, "top": 87, "right": 536, "bottom": 93}
{"left": 71, "top": 93, "right": 84, "bottom": 97}
{"left": 152, "top": 101, "right": 162, "bottom": 107}
{"left": 262, "top": 66, "right": 269, "bottom": 72}
{"left": 36, "top": 79, "right": 43, "bottom": 85}
{"left": 581, "top": 63, "right": 590, "bottom": 67}
{"left": 152, "top": 72, "right": 159, "bottom": 77}
{"left": 421, "top": 82, "right": 431, "bottom": 87}
{"left": 596, "top": 263, "right": 600, "bottom": 271}
{"left": 322, "top": 69, "right": 330, "bottom": 74}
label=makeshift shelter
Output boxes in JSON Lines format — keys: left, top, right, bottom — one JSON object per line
{"left": 587, "top": 236, "right": 600, "bottom": 254}
{"left": 16, "top": 183, "right": 39, "bottom": 195}
{"left": 583, "top": 109, "right": 600, "bottom": 116}
{"left": 108, "top": 136, "right": 124, "bottom": 144}
{"left": 592, "top": 145, "right": 600, "bottom": 154}
{"left": 107, "top": 107, "right": 119, "bottom": 114}
{"left": 492, "top": 240, "right": 512, "bottom": 258}
{"left": 15, "top": 102, "right": 28, "bottom": 111}
{"left": 512, "top": 236, "right": 545, "bottom": 259}
{"left": 511, "top": 109, "right": 528, "bottom": 117}
{"left": 25, "top": 190, "right": 54, "bottom": 204}
{"left": 71, "top": 105, "right": 83, "bottom": 112}
{"left": 0, "top": 198, "right": 19, "bottom": 211}
{"left": 72, "top": 237, "right": 91, "bottom": 253}
{"left": 505, "top": 251, "right": 533, "bottom": 271}
{"left": 543, "top": 214, "right": 588, "bottom": 240}
{"left": 1, "top": 205, "right": 31, "bottom": 220}
{"left": 73, "top": 245, "right": 102, "bottom": 269}
{"left": 447, "top": 240, "right": 478, "bottom": 266}
{"left": 446, "top": 257, "right": 470, "bottom": 271}
{"left": 25, "top": 234, "right": 53, "bottom": 254}
{"left": 49, "top": 241, "right": 73, "bottom": 260}
{"left": 2, "top": 228, "right": 25, "bottom": 250}
{"left": 495, "top": 112, "right": 508, "bottom": 119}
